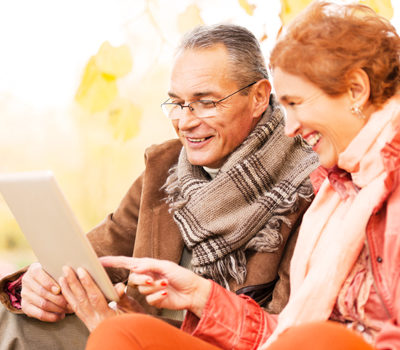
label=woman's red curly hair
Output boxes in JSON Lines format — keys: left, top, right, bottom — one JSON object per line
{"left": 270, "top": 1, "right": 400, "bottom": 107}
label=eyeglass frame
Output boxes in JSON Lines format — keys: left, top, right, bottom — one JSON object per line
{"left": 160, "top": 81, "right": 257, "bottom": 119}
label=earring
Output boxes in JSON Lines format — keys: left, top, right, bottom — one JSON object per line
{"left": 350, "top": 104, "right": 366, "bottom": 120}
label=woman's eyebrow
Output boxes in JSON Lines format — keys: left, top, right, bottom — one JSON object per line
{"left": 279, "top": 95, "right": 290, "bottom": 103}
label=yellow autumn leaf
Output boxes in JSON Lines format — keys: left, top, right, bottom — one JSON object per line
{"left": 280, "top": 0, "right": 313, "bottom": 25}
{"left": 238, "top": 0, "right": 256, "bottom": 16}
{"left": 108, "top": 98, "right": 142, "bottom": 141}
{"left": 259, "top": 32, "right": 268, "bottom": 43}
{"left": 75, "top": 41, "right": 133, "bottom": 114}
{"left": 177, "top": 4, "right": 204, "bottom": 34}
{"left": 95, "top": 41, "right": 133, "bottom": 78}
{"left": 75, "top": 57, "right": 118, "bottom": 113}
{"left": 359, "top": 0, "right": 393, "bottom": 20}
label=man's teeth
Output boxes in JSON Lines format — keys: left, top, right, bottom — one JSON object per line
{"left": 188, "top": 137, "right": 207, "bottom": 143}
{"left": 307, "top": 133, "right": 321, "bottom": 146}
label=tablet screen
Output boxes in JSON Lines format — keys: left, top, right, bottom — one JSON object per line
{"left": 0, "top": 171, "right": 119, "bottom": 302}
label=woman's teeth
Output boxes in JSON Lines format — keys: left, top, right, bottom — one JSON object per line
{"left": 307, "top": 133, "right": 322, "bottom": 147}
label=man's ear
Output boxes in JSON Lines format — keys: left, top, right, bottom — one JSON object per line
{"left": 347, "top": 68, "right": 371, "bottom": 107}
{"left": 251, "top": 79, "right": 271, "bottom": 118}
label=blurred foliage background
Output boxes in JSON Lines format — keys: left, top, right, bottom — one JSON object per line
{"left": 0, "top": 0, "right": 398, "bottom": 274}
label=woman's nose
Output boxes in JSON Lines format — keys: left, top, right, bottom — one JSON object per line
{"left": 284, "top": 113, "right": 302, "bottom": 138}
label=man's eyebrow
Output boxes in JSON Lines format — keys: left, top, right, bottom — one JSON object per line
{"left": 192, "top": 91, "right": 215, "bottom": 98}
{"left": 168, "top": 91, "right": 179, "bottom": 98}
{"left": 167, "top": 91, "right": 217, "bottom": 99}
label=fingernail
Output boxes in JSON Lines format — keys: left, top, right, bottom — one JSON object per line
{"left": 161, "top": 291, "right": 168, "bottom": 296}
{"left": 160, "top": 281, "right": 168, "bottom": 287}
{"left": 145, "top": 279, "right": 152, "bottom": 285}
{"left": 52, "top": 285, "right": 60, "bottom": 294}
{"left": 77, "top": 267, "right": 85, "bottom": 279}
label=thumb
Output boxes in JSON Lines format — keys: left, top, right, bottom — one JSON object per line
{"left": 114, "top": 283, "right": 126, "bottom": 298}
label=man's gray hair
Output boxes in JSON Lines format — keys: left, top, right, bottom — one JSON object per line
{"left": 177, "top": 24, "right": 269, "bottom": 92}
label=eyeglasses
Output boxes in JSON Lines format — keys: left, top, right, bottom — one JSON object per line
{"left": 161, "top": 81, "right": 257, "bottom": 120}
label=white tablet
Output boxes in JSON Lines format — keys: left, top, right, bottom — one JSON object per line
{"left": 0, "top": 171, "right": 119, "bottom": 301}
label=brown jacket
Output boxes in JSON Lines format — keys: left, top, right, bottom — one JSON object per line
{"left": 0, "top": 139, "right": 311, "bottom": 315}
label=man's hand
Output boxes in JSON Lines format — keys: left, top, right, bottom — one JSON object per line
{"left": 100, "top": 256, "right": 212, "bottom": 318}
{"left": 21, "top": 262, "right": 72, "bottom": 322}
{"left": 59, "top": 266, "right": 119, "bottom": 332}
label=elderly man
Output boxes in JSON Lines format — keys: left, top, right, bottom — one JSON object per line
{"left": 0, "top": 24, "right": 318, "bottom": 349}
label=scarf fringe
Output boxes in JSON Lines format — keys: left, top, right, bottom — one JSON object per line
{"left": 163, "top": 164, "right": 187, "bottom": 212}
{"left": 246, "top": 181, "right": 313, "bottom": 252}
{"left": 193, "top": 181, "right": 314, "bottom": 286}
{"left": 193, "top": 250, "right": 247, "bottom": 290}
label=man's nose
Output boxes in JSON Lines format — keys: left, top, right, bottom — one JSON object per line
{"left": 284, "top": 113, "right": 302, "bottom": 138}
{"left": 178, "top": 107, "right": 201, "bottom": 130}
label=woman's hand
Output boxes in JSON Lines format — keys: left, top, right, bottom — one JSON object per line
{"left": 59, "top": 266, "right": 120, "bottom": 331}
{"left": 100, "top": 256, "right": 212, "bottom": 318}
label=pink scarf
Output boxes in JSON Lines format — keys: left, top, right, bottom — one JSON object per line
{"left": 263, "top": 96, "right": 400, "bottom": 348}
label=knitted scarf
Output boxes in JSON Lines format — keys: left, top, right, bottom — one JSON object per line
{"left": 164, "top": 97, "right": 318, "bottom": 288}
{"left": 263, "top": 96, "right": 400, "bottom": 347}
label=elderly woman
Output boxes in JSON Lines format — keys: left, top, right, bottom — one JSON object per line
{"left": 61, "top": 1, "right": 400, "bottom": 349}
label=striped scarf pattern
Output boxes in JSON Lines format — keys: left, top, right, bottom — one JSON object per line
{"left": 164, "top": 97, "right": 319, "bottom": 288}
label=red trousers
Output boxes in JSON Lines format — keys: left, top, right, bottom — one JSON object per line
{"left": 86, "top": 314, "right": 375, "bottom": 350}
